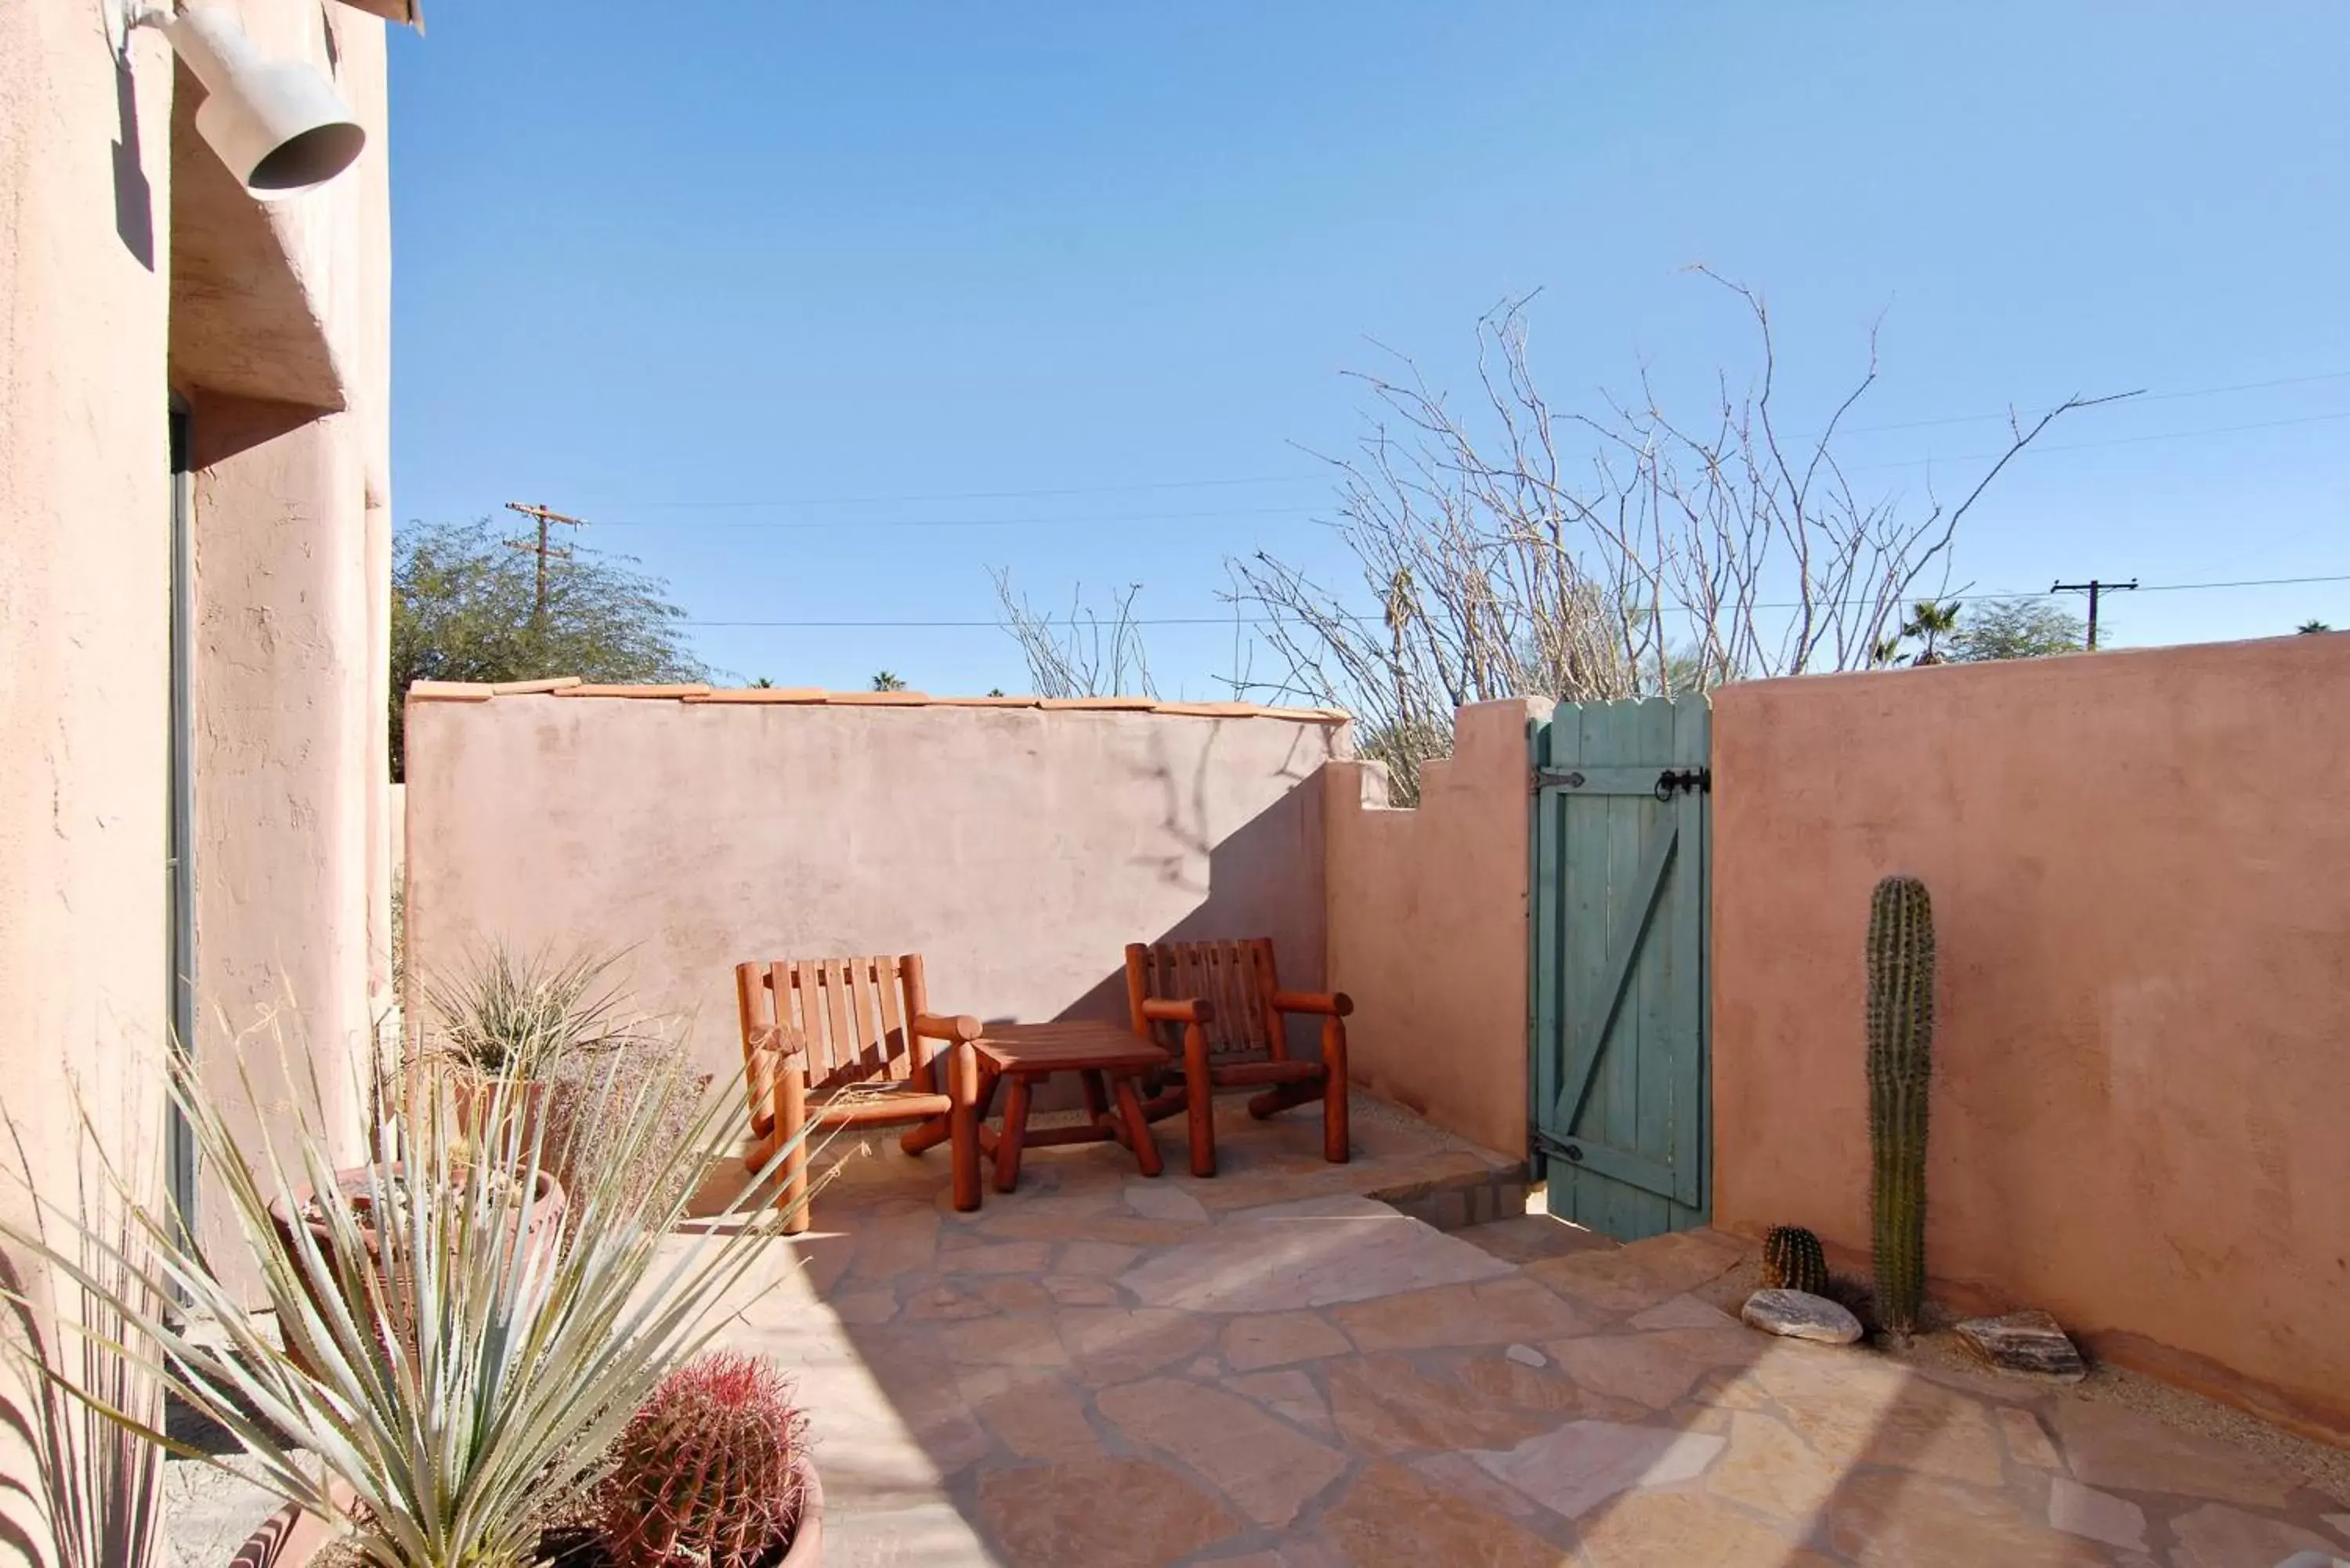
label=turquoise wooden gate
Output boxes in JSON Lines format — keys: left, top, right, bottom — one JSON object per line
{"left": 1530, "top": 700, "right": 1711, "bottom": 1241}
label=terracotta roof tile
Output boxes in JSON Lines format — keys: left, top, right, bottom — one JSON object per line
{"left": 551, "top": 682, "right": 713, "bottom": 698}
{"left": 683, "top": 687, "right": 830, "bottom": 704}
{"left": 442, "top": 681, "right": 1348, "bottom": 722}
{"left": 822, "top": 691, "right": 933, "bottom": 706}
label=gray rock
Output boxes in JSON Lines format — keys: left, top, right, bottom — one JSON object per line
{"left": 1955, "top": 1309, "right": 2087, "bottom": 1382}
{"left": 1505, "top": 1342, "right": 1547, "bottom": 1368}
{"left": 1741, "top": 1288, "right": 1862, "bottom": 1344}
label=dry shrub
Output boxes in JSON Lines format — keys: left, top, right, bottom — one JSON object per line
{"left": 541, "top": 1030, "right": 709, "bottom": 1220}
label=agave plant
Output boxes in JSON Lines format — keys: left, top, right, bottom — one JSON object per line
{"left": 0, "top": 1022, "right": 818, "bottom": 1568}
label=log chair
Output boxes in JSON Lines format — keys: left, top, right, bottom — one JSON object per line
{"left": 1121, "top": 938, "right": 1352, "bottom": 1178}
{"left": 733, "top": 955, "right": 982, "bottom": 1234}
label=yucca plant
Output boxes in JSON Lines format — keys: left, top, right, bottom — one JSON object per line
{"left": 0, "top": 1021, "right": 819, "bottom": 1568}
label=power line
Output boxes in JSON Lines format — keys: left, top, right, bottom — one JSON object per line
{"left": 1855, "top": 408, "right": 2350, "bottom": 471}
{"left": 680, "top": 571, "right": 2350, "bottom": 631}
{"left": 610, "top": 473, "right": 1326, "bottom": 511}
{"left": 581, "top": 407, "right": 2350, "bottom": 534}
{"left": 1840, "top": 368, "right": 2350, "bottom": 436}
{"left": 569, "top": 364, "right": 2350, "bottom": 512}
{"left": 596, "top": 504, "right": 1326, "bottom": 532}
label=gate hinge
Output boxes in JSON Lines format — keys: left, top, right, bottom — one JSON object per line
{"left": 1530, "top": 1128, "right": 1586, "bottom": 1166}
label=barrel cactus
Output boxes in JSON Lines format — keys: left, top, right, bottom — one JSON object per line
{"left": 1760, "top": 1224, "right": 1830, "bottom": 1297}
{"left": 600, "top": 1352, "right": 809, "bottom": 1568}
{"left": 1866, "top": 874, "right": 1936, "bottom": 1338}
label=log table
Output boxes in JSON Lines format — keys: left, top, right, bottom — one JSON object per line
{"left": 973, "top": 1021, "right": 1170, "bottom": 1192}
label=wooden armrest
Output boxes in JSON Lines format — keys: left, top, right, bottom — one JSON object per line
{"left": 1141, "top": 997, "right": 1217, "bottom": 1025}
{"left": 1271, "top": 989, "right": 1354, "bottom": 1018}
{"left": 912, "top": 1012, "right": 983, "bottom": 1042}
{"left": 748, "top": 1027, "right": 807, "bottom": 1064}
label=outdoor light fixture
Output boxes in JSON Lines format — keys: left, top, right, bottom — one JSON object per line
{"left": 133, "top": 3, "right": 365, "bottom": 200}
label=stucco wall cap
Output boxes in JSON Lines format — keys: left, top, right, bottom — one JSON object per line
{"left": 406, "top": 681, "right": 494, "bottom": 703}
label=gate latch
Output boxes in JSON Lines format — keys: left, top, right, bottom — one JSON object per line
{"left": 1654, "top": 767, "right": 1712, "bottom": 800}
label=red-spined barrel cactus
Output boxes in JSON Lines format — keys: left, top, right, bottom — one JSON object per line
{"left": 600, "top": 1353, "right": 809, "bottom": 1568}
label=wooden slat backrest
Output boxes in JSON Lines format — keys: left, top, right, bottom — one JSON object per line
{"left": 1132, "top": 938, "right": 1285, "bottom": 1061}
{"left": 736, "top": 955, "right": 934, "bottom": 1101}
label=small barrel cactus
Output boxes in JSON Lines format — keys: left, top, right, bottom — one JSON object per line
{"left": 601, "top": 1352, "right": 809, "bottom": 1568}
{"left": 1866, "top": 874, "right": 1936, "bottom": 1338}
{"left": 1760, "top": 1225, "right": 1830, "bottom": 1297}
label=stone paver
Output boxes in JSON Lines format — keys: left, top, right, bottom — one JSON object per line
{"left": 1119, "top": 1195, "right": 1513, "bottom": 1313}
{"left": 2046, "top": 1476, "right": 2147, "bottom": 1551}
{"left": 706, "top": 1095, "right": 2342, "bottom": 1567}
{"left": 2168, "top": 1503, "right": 2345, "bottom": 1568}
{"left": 1473, "top": 1418, "right": 1725, "bottom": 1520}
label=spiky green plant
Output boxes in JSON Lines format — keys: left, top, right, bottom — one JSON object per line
{"left": 1760, "top": 1224, "right": 1829, "bottom": 1297}
{"left": 419, "top": 942, "right": 636, "bottom": 1082}
{"left": 0, "top": 1020, "right": 818, "bottom": 1568}
{"left": 1866, "top": 873, "right": 1935, "bottom": 1337}
{"left": 600, "top": 1352, "right": 808, "bottom": 1568}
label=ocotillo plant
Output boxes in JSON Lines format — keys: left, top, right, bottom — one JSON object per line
{"left": 1866, "top": 873, "right": 1935, "bottom": 1337}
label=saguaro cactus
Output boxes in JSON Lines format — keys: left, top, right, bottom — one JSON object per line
{"left": 1866, "top": 874, "right": 1935, "bottom": 1337}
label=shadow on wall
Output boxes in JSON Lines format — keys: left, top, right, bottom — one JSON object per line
{"left": 1050, "top": 721, "right": 1332, "bottom": 1053}
{"left": 111, "top": 59, "right": 154, "bottom": 269}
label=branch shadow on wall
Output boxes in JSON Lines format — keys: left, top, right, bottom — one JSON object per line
{"left": 1050, "top": 720, "right": 1334, "bottom": 1053}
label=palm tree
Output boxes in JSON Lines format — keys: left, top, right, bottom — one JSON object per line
{"left": 2296, "top": 620, "right": 2334, "bottom": 634}
{"left": 870, "top": 670, "right": 907, "bottom": 692}
{"left": 1875, "top": 599, "right": 1964, "bottom": 666}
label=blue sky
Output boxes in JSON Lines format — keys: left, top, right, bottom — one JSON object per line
{"left": 389, "top": 3, "right": 2350, "bottom": 696}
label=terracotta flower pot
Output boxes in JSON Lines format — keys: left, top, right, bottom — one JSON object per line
{"left": 225, "top": 1480, "right": 356, "bottom": 1568}
{"left": 453, "top": 1075, "right": 551, "bottom": 1154}
{"left": 778, "top": 1455, "right": 824, "bottom": 1566}
{"left": 226, "top": 1501, "right": 332, "bottom": 1568}
{"left": 266, "top": 1162, "right": 566, "bottom": 1365}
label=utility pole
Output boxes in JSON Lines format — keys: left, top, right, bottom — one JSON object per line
{"left": 2051, "top": 577, "right": 2137, "bottom": 652}
{"left": 504, "top": 502, "right": 587, "bottom": 635}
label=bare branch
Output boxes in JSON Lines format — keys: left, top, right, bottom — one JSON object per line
{"left": 991, "top": 568, "right": 1159, "bottom": 699}
{"left": 1231, "top": 282, "right": 2122, "bottom": 800}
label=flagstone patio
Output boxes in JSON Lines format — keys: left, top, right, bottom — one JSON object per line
{"left": 711, "top": 1096, "right": 2350, "bottom": 1567}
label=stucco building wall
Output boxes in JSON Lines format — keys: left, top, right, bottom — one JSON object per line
{"left": 1711, "top": 635, "right": 2350, "bottom": 1437}
{"left": 1, "top": 0, "right": 396, "bottom": 1546}
{"left": 403, "top": 694, "right": 1343, "bottom": 1079}
{"left": 1321, "top": 700, "right": 1545, "bottom": 1158}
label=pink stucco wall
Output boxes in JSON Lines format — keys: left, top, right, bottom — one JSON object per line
{"left": 1323, "top": 699, "right": 1546, "bottom": 1158}
{"left": 1712, "top": 635, "right": 2350, "bottom": 1437}
{"left": 403, "top": 694, "right": 1343, "bottom": 1079}
{"left": 0, "top": 26, "right": 179, "bottom": 1549}
{"left": 2, "top": 0, "right": 396, "bottom": 1518}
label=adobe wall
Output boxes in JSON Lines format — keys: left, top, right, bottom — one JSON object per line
{"left": 1712, "top": 635, "right": 2350, "bottom": 1436}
